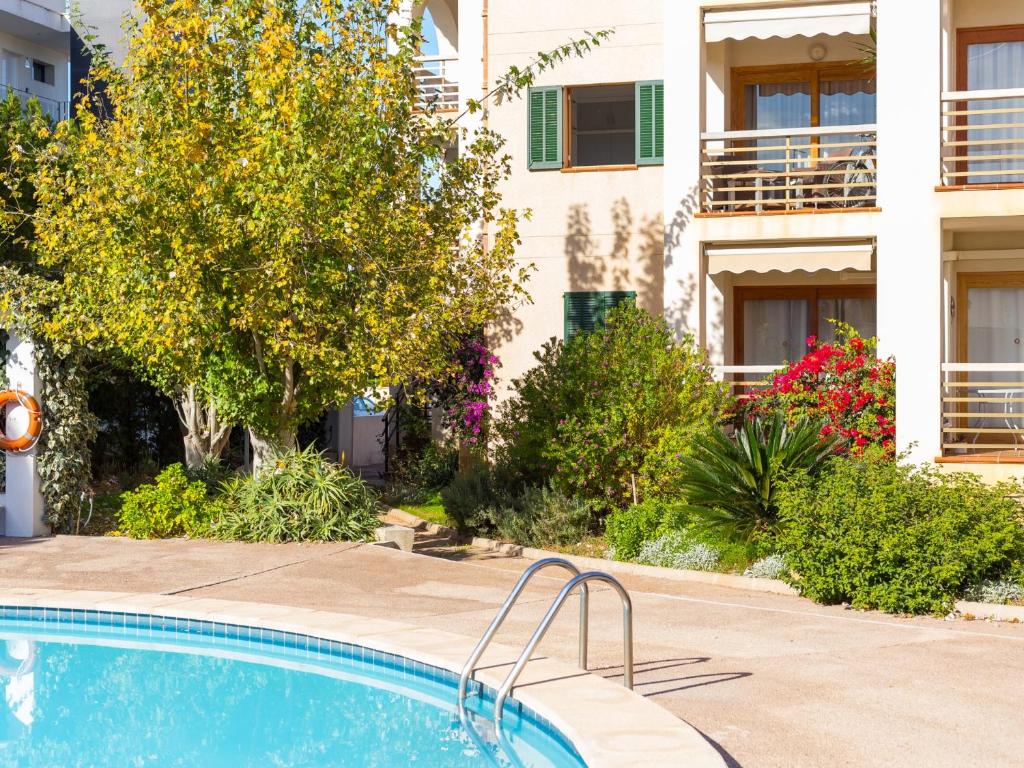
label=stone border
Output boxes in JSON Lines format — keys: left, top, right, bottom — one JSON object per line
{"left": 384, "top": 506, "right": 798, "bottom": 597}
{"left": 956, "top": 599, "right": 1024, "bottom": 623}
{"left": 0, "top": 586, "right": 725, "bottom": 768}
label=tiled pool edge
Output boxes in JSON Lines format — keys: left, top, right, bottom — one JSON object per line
{"left": 0, "top": 588, "right": 726, "bottom": 768}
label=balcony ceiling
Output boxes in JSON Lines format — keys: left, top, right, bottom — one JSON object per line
{"left": 0, "top": 1, "right": 70, "bottom": 52}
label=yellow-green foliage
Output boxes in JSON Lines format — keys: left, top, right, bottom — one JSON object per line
{"left": 119, "top": 464, "right": 223, "bottom": 539}
{"left": 32, "top": 0, "right": 527, "bottom": 448}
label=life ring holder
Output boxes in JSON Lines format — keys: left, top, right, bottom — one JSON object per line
{"left": 0, "top": 389, "right": 42, "bottom": 453}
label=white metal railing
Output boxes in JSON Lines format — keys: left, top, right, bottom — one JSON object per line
{"left": 700, "top": 124, "right": 878, "bottom": 213}
{"left": 941, "top": 87, "right": 1024, "bottom": 187}
{"left": 414, "top": 55, "right": 458, "bottom": 113}
{"left": 941, "top": 362, "right": 1024, "bottom": 454}
{"left": 713, "top": 365, "right": 777, "bottom": 399}
{"left": 2, "top": 85, "right": 69, "bottom": 123}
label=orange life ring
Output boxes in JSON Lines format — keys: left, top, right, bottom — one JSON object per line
{"left": 0, "top": 390, "right": 42, "bottom": 452}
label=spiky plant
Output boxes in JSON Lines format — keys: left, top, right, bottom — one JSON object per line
{"left": 677, "top": 413, "right": 839, "bottom": 542}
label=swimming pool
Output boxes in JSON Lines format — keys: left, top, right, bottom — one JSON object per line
{"left": 0, "top": 605, "right": 585, "bottom": 767}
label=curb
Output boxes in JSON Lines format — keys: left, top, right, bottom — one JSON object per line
{"left": 383, "top": 506, "right": 798, "bottom": 597}
{"left": 956, "top": 599, "right": 1024, "bottom": 623}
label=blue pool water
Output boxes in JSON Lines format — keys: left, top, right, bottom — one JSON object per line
{"left": 0, "top": 607, "right": 586, "bottom": 768}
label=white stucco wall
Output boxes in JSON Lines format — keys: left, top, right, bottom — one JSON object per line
{"left": 485, "top": 0, "right": 665, "bottom": 397}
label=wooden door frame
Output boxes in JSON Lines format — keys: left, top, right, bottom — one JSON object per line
{"left": 956, "top": 25, "right": 1024, "bottom": 92}
{"left": 734, "top": 284, "right": 876, "bottom": 365}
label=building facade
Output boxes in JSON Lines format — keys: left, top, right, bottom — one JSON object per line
{"left": 418, "top": 0, "right": 1024, "bottom": 479}
{"left": 0, "top": 0, "right": 70, "bottom": 121}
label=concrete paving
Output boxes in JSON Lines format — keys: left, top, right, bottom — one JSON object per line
{"left": 0, "top": 534, "right": 1022, "bottom": 768}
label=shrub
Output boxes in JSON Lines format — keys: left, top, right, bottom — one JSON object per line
{"left": 119, "top": 464, "right": 222, "bottom": 539}
{"left": 440, "top": 464, "right": 512, "bottom": 533}
{"left": 488, "top": 486, "right": 593, "bottom": 548}
{"left": 744, "top": 554, "right": 788, "bottom": 580}
{"left": 213, "top": 446, "right": 379, "bottom": 543}
{"left": 675, "top": 413, "right": 838, "bottom": 543}
{"left": 746, "top": 326, "right": 896, "bottom": 456}
{"left": 494, "top": 304, "right": 727, "bottom": 512}
{"left": 962, "top": 578, "right": 1023, "bottom": 605}
{"left": 392, "top": 441, "right": 459, "bottom": 492}
{"left": 779, "top": 455, "right": 1024, "bottom": 614}
{"left": 605, "top": 499, "right": 672, "bottom": 562}
{"left": 637, "top": 533, "right": 720, "bottom": 572}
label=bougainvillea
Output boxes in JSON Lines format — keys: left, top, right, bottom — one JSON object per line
{"left": 438, "top": 337, "right": 500, "bottom": 444}
{"left": 746, "top": 326, "right": 896, "bottom": 456}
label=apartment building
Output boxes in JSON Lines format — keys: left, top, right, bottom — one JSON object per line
{"left": 415, "top": 0, "right": 1024, "bottom": 479}
{"left": 0, "top": 0, "right": 70, "bottom": 121}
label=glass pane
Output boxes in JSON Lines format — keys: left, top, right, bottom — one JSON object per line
{"left": 820, "top": 78, "right": 877, "bottom": 160}
{"left": 965, "top": 286, "right": 1024, "bottom": 435}
{"left": 571, "top": 85, "right": 635, "bottom": 167}
{"left": 817, "top": 297, "right": 877, "bottom": 342}
{"left": 967, "top": 287, "right": 1024, "bottom": 364}
{"left": 743, "top": 82, "right": 811, "bottom": 172}
{"left": 743, "top": 299, "right": 809, "bottom": 365}
{"left": 965, "top": 41, "right": 1024, "bottom": 183}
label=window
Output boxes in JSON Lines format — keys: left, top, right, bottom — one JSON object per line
{"left": 733, "top": 63, "right": 875, "bottom": 165}
{"left": 528, "top": 81, "right": 663, "bottom": 170}
{"left": 735, "top": 285, "right": 876, "bottom": 365}
{"left": 31, "top": 60, "right": 54, "bottom": 86}
{"left": 569, "top": 84, "right": 635, "bottom": 167}
{"left": 564, "top": 291, "right": 636, "bottom": 340}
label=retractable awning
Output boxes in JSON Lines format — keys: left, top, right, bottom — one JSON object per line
{"left": 705, "top": 243, "right": 874, "bottom": 275}
{"left": 703, "top": 2, "right": 873, "bottom": 43}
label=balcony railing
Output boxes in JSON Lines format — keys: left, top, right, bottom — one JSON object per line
{"left": 414, "top": 55, "right": 458, "bottom": 113}
{"left": 941, "top": 363, "right": 1024, "bottom": 457}
{"left": 2, "top": 85, "right": 69, "bottom": 123}
{"left": 940, "top": 87, "right": 1024, "bottom": 188}
{"left": 714, "top": 365, "right": 776, "bottom": 400}
{"left": 700, "top": 124, "right": 878, "bottom": 214}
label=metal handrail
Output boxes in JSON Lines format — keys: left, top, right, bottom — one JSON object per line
{"left": 493, "top": 571, "right": 633, "bottom": 727}
{"left": 457, "top": 557, "right": 590, "bottom": 705}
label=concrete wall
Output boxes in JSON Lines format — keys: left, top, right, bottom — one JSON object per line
{"left": 485, "top": 0, "right": 664, "bottom": 397}
{"left": 0, "top": 28, "right": 69, "bottom": 105}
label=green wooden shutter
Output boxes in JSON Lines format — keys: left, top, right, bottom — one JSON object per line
{"left": 528, "top": 86, "right": 563, "bottom": 170}
{"left": 636, "top": 81, "right": 664, "bottom": 166}
{"left": 563, "top": 291, "right": 637, "bottom": 340}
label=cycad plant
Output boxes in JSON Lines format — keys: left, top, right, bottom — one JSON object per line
{"left": 677, "top": 413, "right": 838, "bottom": 542}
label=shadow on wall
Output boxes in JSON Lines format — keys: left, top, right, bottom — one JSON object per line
{"left": 564, "top": 197, "right": 664, "bottom": 315}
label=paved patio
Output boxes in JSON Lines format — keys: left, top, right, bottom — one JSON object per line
{"left": 0, "top": 534, "right": 1022, "bottom": 767}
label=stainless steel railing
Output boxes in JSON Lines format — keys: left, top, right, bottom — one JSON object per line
{"left": 457, "top": 557, "right": 590, "bottom": 705}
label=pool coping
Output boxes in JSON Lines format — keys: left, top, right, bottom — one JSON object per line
{"left": 0, "top": 587, "right": 726, "bottom": 768}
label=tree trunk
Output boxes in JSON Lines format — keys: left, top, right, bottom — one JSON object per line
{"left": 175, "top": 384, "right": 232, "bottom": 469}
{"left": 249, "top": 426, "right": 297, "bottom": 475}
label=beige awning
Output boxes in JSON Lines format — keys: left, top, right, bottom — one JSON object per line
{"left": 704, "top": 2, "right": 873, "bottom": 43}
{"left": 706, "top": 243, "right": 874, "bottom": 275}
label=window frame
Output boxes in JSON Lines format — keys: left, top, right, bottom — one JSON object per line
{"left": 563, "top": 82, "right": 639, "bottom": 172}
{"left": 956, "top": 25, "right": 1024, "bottom": 91}
{"left": 733, "top": 284, "right": 876, "bottom": 365}
{"left": 31, "top": 59, "right": 54, "bottom": 86}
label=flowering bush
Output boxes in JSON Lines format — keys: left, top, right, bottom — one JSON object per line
{"left": 747, "top": 326, "right": 895, "bottom": 455}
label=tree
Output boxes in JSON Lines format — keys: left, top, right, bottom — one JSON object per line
{"left": 32, "top": 0, "right": 533, "bottom": 469}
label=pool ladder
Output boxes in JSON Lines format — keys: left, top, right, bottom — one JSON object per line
{"left": 457, "top": 557, "right": 633, "bottom": 726}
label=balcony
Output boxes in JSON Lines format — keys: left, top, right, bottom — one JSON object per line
{"left": 940, "top": 363, "right": 1024, "bottom": 462}
{"left": 714, "top": 365, "right": 775, "bottom": 401}
{"left": 940, "top": 88, "right": 1024, "bottom": 189}
{"left": 414, "top": 55, "right": 458, "bottom": 113}
{"left": 700, "top": 124, "right": 878, "bottom": 215}
{"left": 3, "top": 85, "right": 68, "bottom": 123}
